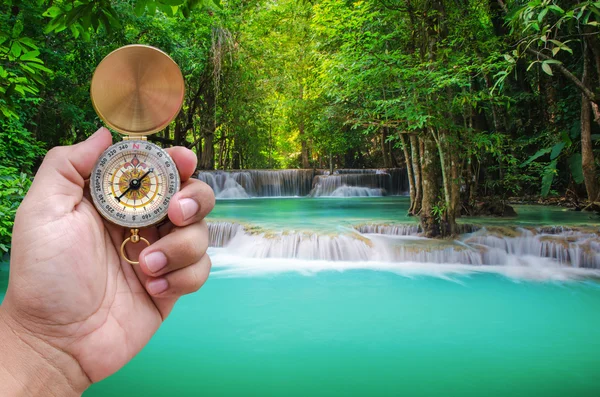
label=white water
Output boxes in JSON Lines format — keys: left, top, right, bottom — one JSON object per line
{"left": 206, "top": 221, "right": 600, "bottom": 273}
{"left": 197, "top": 168, "right": 408, "bottom": 198}
{"left": 309, "top": 172, "right": 399, "bottom": 197}
{"left": 209, "top": 248, "right": 600, "bottom": 282}
{"left": 329, "top": 186, "right": 384, "bottom": 197}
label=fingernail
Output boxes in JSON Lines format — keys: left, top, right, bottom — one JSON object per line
{"left": 148, "top": 278, "right": 169, "bottom": 295}
{"left": 144, "top": 251, "right": 167, "bottom": 274}
{"left": 179, "top": 198, "right": 199, "bottom": 221}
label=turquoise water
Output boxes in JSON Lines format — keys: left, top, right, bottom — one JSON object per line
{"left": 210, "top": 197, "right": 600, "bottom": 231}
{"left": 88, "top": 272, "right": 600, "bottom": 396}
{"left": 2, "top": 198, "right": 600, "bottom": 396}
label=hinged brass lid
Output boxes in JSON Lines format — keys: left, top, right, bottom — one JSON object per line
{"left": 90, "top": 44, "right": 185, "bottom": 136}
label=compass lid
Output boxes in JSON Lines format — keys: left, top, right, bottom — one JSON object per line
{"left": 90, "top": 44, "right": 185, "bottom": 136}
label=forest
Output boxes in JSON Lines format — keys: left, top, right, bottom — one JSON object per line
{"left": 2, "top": 0, "right": 600, "bottom": 249}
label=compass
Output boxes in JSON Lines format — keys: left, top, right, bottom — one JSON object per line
{"left": 89, "top": 44, "right": 185, "bottom": 264}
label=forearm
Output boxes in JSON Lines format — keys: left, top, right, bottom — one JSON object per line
{"left": 0, "top": 307, "right": 89, "bottom": 397}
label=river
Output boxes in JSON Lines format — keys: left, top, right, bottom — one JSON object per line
{"left": 1, "top": 171, "right": 600, "bottom": 396}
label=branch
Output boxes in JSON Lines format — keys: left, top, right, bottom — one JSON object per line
{"left": 526, "top": 47, "right": 598, "bottom": 103}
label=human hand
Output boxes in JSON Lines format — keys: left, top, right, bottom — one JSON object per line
{"left": 0, "top": 127, "right": 215, "bottom": 396}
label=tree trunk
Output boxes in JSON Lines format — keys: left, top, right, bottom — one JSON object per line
{"left": 399, "top": 133, "right": 416, "bottom": 213}
{"left": 582, "top": 40, "right": 599, "bottom": 201}
{"left": 218, "top": 130, "right": 227, "bottom": 169}
{"left": 431, "top": 129, "right": 456, "bottom": 236}
{"left": 381, "top": 128, "right": 391, "bottom": 168}
{"left": 450, "top": 149, "right": 461, "bottom": 219}
{"left": 200, "top": 131, "right": 215, "bottom": 170}
{"left": 420, "top": 133, "right": 440, "bottom": 237}
{"left": 299, "top": 120, "right": 309, "bottom": 168}
{"left": 410, "top": 134, "right": 422, "bottom": 215}
{"left": 582, "top": 97, "right": 598, "bottom": 201}
{"left": 329, "top": 152, "right": 334, "bottom": 174}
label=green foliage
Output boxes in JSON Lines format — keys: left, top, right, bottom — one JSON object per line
{"left": 0, "top": 1, "right": 52, "bottom": 120}
{"left": 0, "top": 0, "right": 597, "bottom": 248}
{"left": 542, "top": 159, "right": 559, "bottom": 197}
{"left": 0, "top": 166, "right": 32, "bottom": 253}
{"left": 432, "top": 200, "right": 447, "bottom": 224}
{"left": 0, "top": 118, "right": 46, "bottom": 172}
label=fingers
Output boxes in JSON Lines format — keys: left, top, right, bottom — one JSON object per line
{"left": 25, "top": 127, "right": 113, "bottom": 216}
{"left": 144, "top": 253, "right": 212, "bottom": 298}
{"left": 167, "top": 179, "right": 215, "bottom": 227}
{"left": 138, "top": 221, "right": 209, "bottom": 277}
{"left": 165, "top": 146, "right": 197, "bottom": 182}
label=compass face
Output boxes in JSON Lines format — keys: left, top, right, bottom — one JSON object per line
{"left": 91, "top": 140, "right": 180, "bottom": 228}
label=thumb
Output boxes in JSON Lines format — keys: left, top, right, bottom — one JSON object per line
{"left": 25, "top": 127, "right": 113, "bottom": 217}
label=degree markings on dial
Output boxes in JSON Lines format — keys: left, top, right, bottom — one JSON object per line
{"left": 108, "top": 149, "right": 165, "bottom": 212}
{"left": 94, "top": 142, "right": 177, "bottom": 227}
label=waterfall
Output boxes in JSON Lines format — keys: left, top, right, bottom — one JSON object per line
{"left": 196, "top": 171, "right": 252, "bottom": 199}
{"left": 196, "top": 168, "right": 408, "bottom": 198}
{"left": 464, "top": 227, "right": 600, "bottom": 268}
{"left": 208, "top": 222, "right": 244, "bottom": 247}
{"left": 207, "top": 221, "right": 600, "bottom": 268}
{"left": 354, "top": 224, "right": 422, "bottom": 235}
{"left": 247, "top": 170, "right": 315, "bottom": 196}
{"left": 329, "top": 186, "right": 384, "bottom": 197}
{"left": 197, "top": 169, "right": 317, "bottom": 198}
{"left": 309, "top": 169, "right": 407, "bottom": 197}
{"left": 354, "top": 223, "right": 480, "bottom": 235}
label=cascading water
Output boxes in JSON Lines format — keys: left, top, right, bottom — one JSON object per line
{"left": 196, "top": 168, "right": 408, "bottom": 198}
{"left": 309, "top": 169, "right": 407, "bottom": 197}
{"left": 206, "top": 221, "right": 600, "bottom": 269}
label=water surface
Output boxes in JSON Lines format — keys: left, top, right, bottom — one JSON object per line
{"left": 1, "top": 198, "right": 600, "bottom": 396}
{"left": 209, "top": 197, "right": 600, "bottom": 231}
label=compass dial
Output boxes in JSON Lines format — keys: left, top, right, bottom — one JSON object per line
{"left": 91, "top": 140, "right": 180, "bottom": 228}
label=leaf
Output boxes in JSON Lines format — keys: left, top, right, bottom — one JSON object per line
{"left": 503, "top": 54, "right": 515, "bottom": 63}
{"left": 560, "top": 131, "right": 572, "bottom": 146}
{"left": 135, "top": 0, "right": 147, "bottom": 16}
{"left": 17, "top": 37, "right": 38, "bottom": 50}
{"left": 43, "top": 6, "right": 63, "bottom": 18}
{"left": 552, "top": 47, "right": 560, "bottom": 56}
{"left": 10, "top": 42, "right": 22, "bottom": 58}
{"left": 70, "top": 25, "right": 80, "bottom": 39}
{"left": 538, "top": 7, "right": 549, "bottom": 22}
{"left": 550, "top": 141, "right": 565, "bottom": 159}
{"left": 19, "top": 50, "right": 40, "bottom": 61}
{"left": 548, "top": 5, "right": 565, "bottom": 15}
{"left": 521, "top": 147, "right": 551, "bottom": 167}
{"left": 527, "top": 61, "right": 538, "bottom": 71}
{"left": 541, "top": 159, "right": 557, "bottom": 197}
{"left": 541, "top": 62, "right": 553, "bottom": 76}
{"left": 28, "top": 63, "right": 52, "bottom": 73}
{"left": 568, "top": 154, "right": 584, "bottom": 184}
{"left": 12, "top": 20, "right": 24, "bottom": 38}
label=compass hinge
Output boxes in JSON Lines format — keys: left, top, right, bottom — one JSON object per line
{"left": 123, "top": 136, "right": 147, "bottom": 141}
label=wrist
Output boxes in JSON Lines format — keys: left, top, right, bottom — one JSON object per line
{"left": 0, "top": 306, "right": 90, "bottom": 396}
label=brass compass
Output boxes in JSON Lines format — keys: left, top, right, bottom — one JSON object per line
{"left": 89, "top": 44, "right": 185, "bottom": 264}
